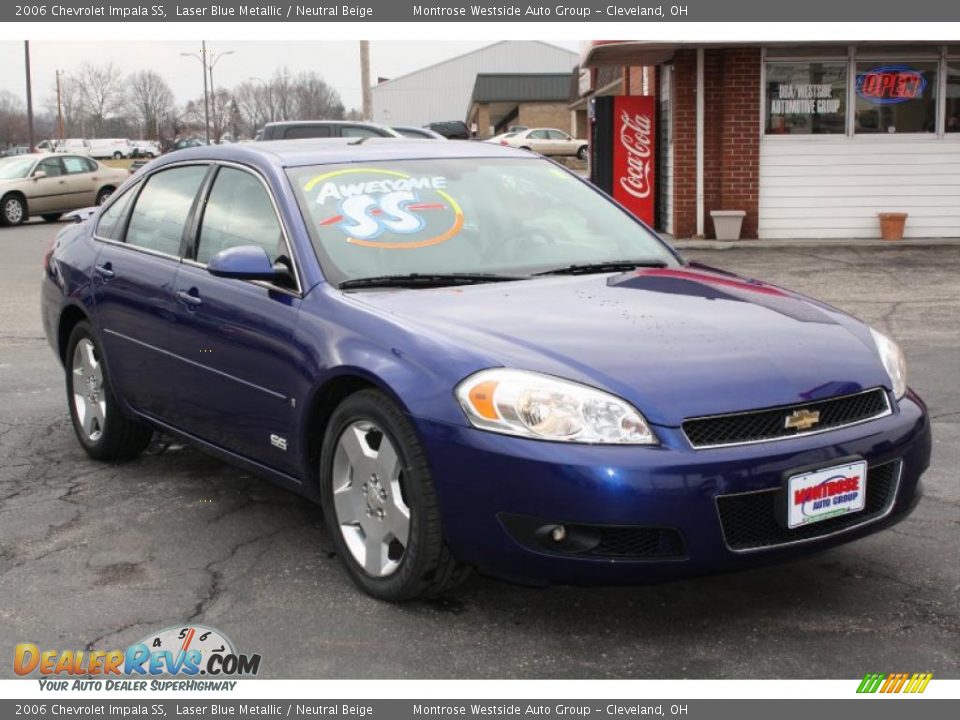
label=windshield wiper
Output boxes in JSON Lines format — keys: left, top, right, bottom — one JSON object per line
{"left": 532, "top": 260, "right": 669, "bottom": 276}
{"left": 339, "top": 273, "right": 529, "bottom": 290}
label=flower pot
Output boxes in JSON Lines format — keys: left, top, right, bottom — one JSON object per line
{"left": 878, "top": 212, "right": 908, "bottom": 241}
{"left": 710, "top": 210, "right": 746, "bottom": 241}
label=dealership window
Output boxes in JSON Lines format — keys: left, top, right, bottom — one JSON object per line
{"left": 947, "top": 63, "right": 960, "bottom": 133}
{"left": 765, "top": 62, "right": 847, "bottom": 134}
{"left": 854, "top": 61, "right": 938, "bottom": 134}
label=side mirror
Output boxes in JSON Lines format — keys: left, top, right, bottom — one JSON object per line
{"left": 32, "top": 170, "right": 47, "bottom": 179}
{"left": 207, "top": 245, "right": 287, "bottom": 282}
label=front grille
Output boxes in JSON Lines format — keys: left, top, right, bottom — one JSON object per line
{"left": 683, "top": 388, "right": 890, "bottom": 449}
{"left": 716, "top": 460, "right": 901, "bottom": 552}
{"left": 587, "top": 526, "right": 686, "bottom": 559}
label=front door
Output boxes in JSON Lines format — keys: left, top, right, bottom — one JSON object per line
{"left": 29, "top": 157, "right": 71, "bottom": 214}
{"left": 170, "top": 165, "right": 303, "bottom": 476}
{"left": 60, "top": 155, "right": 101, "bottom": 207}
{"left": 92, "top": 164, "right": 208, "bottom": 422}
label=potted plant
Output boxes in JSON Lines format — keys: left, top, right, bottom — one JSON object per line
{"left": 878, "top": 212, "right": 908, "bottom": 241}
{"left": 710, "top": 210, "right": 747, "bottom": 241}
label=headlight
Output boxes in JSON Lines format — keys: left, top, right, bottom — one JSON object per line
{"left": 870, "top": 328, "right": 907, "bottom": 400}
{"left": 455, "top": 369, "right": 657, "bottom": 445}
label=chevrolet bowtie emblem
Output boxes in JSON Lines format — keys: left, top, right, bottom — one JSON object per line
{"left": 785, "top": 408, "right": 821, "bottom": 431}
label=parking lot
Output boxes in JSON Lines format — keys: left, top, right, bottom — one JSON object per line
{"left": 0, "top": 220, "right": 957, "bottom": 679}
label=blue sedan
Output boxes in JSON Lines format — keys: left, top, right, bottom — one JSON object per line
{"left": 41, "top": 139, "right": 930, "bottom": 600}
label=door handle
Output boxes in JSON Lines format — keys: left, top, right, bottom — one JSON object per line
{"left": 176, "top": 289, "right": 203, "bottom": 308}
{"left": 94, "top": 263, "right": 114, "bottom": 280}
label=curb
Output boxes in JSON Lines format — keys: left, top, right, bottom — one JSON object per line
{"left": 669, "top": 238, "right": 960, "bottom": 250}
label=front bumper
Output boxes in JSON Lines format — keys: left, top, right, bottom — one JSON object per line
{"left": 415, "top": 392, "right": 930, "bottom": 585}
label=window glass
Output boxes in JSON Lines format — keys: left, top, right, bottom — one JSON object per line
{"left": 855, "top": 62, "right": 938, "bottom": 133}
{"left": 125, "top": 166, "right": 206, "bottom": 256}
{"left": 547, "top": 130, "right": 569, "bottom": 140}
{"left": 528, "top": 130, "right": 549, "bottom": 139}
{"left": 287, "top": 157, "right": 678, "bottom": 286}
{"left": 341, "top": 126, "right": 381, "bottom": 138}
{"left": 766, "top": 62, "right": 847, "bottom": 134}
{"left": 283, "top": 125, "right": 331, "bottom": 139}
{"left": 0, "top": 157, "right": 35, "bottom": 179}
{"left": 62, "top": 156, "right": 92, "bottom": 174}
{"left": 947, "top": 63, "right": 960, "bottom": 133}
{"left": 96, "top": 184, "right": 137, "bottom": 241}
{"left": 196, "top": 167, "right": 284, "bottom": 265}
{"left": 36, "top": 157, "right": 64, "bottom": 177}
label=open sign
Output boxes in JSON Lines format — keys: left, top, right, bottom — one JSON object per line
{"left": 856, "top": 65, "right": 927, "bottom": 105}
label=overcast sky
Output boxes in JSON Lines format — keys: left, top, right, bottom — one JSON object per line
{"left": 0, "top": 40, "right": 579, "bottom": 113}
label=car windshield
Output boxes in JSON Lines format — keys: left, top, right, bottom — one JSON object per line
{"left": 287, "top": 157, "right": 677, "bottom": 286}
{"left": 0, "top": 157, "right": 36, "bottom": 179}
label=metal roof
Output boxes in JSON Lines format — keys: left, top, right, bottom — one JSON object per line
{"left": 153, "top": 138, "right": 534, "bottom": 169}
{"left": 471, "top": 73, "right": 574, "bottom": 104}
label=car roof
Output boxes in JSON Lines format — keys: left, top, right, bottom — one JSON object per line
{"left": 157, "top": 137, "right": 534, "bottom": 169}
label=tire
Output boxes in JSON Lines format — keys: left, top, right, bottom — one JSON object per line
{"left": 65, "top": 321, "right": 153, "bottom": 461}
{"left": 319, "top": 389, "right": 468, "bottom": 601}
{"left": 113, "top": 151, "right": 123, "bottom": 160}
{"left": 95, "top": 188, "right": 114, "bottom": 206}
{"left": 577, "top": 145, "right": 588, "bottom": 161}
{"left": 42, "top": 213, "right": 62, "bottom": 223}
{"left": 1, "top": 194, "right": 26, "bottom": 226}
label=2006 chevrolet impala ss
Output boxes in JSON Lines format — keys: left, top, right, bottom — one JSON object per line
{"left": 41, "top": 139, "right": 931, "bottom": 600}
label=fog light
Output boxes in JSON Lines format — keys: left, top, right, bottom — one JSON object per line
{"left": 550, "top": 525, "right": 567, "bottom": 543}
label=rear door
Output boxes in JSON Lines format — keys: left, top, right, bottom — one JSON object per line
{"left": 60, "top": 155, "right": 100, "bottom": 207}
{"left": 524, "top": 129, "right": 550, "bottom": 153}
{"left": 170, "top": 163, "right": 303, "bottom": 475}
{"left": 91, "top": 164, "right": 209, "bottom": 422}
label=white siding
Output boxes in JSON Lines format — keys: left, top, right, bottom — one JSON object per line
{"left": 759, "top": 135, "right": 960, "bottom": 239}
{"left": 371, "top": 41, "right": 577, "bottom": 127}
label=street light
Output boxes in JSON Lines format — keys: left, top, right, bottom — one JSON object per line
{"left": 208, "top": 50, "right": 234, "bottom": 142}
{"left": 180, "top": 42, "right": 210, "bottom": 143}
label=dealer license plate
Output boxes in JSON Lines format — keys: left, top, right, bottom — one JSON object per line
{"left": 787, "top": 460, "right": 867, "bottom": 529}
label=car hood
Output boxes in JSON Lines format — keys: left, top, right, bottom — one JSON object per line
{"left": 347, "top": 265, "right": 891, "bottom": 427}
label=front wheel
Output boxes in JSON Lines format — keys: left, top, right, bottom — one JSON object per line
{"left": 319, "top": 389, "right": 468, "bottom": 601}
{"left": 65, "top": 321, "right": 153, "bottom": 461}
{"left": 1, "top": 194, "right": 26, "bottom": 226}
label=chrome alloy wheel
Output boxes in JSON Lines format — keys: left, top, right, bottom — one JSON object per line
{"left": 331, "top": 420, "right": 410, "bottom": 577}
{"left": 4, "top": 197, "right": 23, "bottom": 224}
{"left": 72, "top": 338, "right": 106, "bottom": 442}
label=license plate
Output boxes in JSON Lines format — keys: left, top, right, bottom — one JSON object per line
{"left": 787, "top": 460, "right": 867, "bottom": 529}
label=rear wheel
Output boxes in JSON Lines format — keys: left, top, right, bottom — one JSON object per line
{"left": 1, "top": 194, "right": 26, "bottom": 226}
{"left": 112, "top": 151, "right": 123, "bottom": 160}
{"left": 42, "top": 213, "right": 62, "bottom": 223}
{"left": 95, "top": 188, "right": 114, "bottom": 206}
{"left": 319, "top": 389, "right": 468, "bottom": 601}
{"left": 577, "top": 145, "right": 588, "bottom": 160}
{"left": 65, "top": 321, "right": 153, "bottom": 461}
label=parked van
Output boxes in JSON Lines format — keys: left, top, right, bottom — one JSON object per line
{"left": 54, "top": 139, "right": 91, "bottom": 156}
{"left": 87, "top": 139, "right": 133, "bottom": 159}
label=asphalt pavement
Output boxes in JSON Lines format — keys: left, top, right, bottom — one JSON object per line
{"left": 1, "top": 220, "right": 957, "bottom": 678}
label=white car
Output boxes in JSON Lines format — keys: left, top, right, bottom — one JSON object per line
{"left": 502, "top": 128, "right": 588, "bottom": 160}
{"left": 130, "top": 140, "right": 161, "bottom": 158}
{"left": 485, "top": 131, "right": 519, "bottom": 144}
{"left": 54, "top": 139, "right": 91, "bottom": 156}
{"left": 88, "top": 139, "right": 134, "bottom": 160}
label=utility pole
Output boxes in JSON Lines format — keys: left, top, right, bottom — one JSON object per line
{"left": 202, "top": 41, "right": 210, "bottom": 144}
{"left": 24, "top": 41, "right": 35, "bottom": 151}
{"left": 56, "top": 70, "right": 65, "bottom": 140}
{"left": 360, "top": 40, "right": 372, "bottom": 120}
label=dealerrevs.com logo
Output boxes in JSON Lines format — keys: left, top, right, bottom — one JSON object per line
{"left": 14, "top": 625, "right": 261, "bottom": 690}
{"left": 857, "top": 673, "right": 933, "bottom": 694}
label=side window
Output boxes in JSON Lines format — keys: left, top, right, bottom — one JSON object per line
{"left": 125, "top": 166, "right": 207, "bottom": 257}
{"left": 283, "top": 125, "right": 331, "bottom": 139}
{"left": 548, "top": 130, "right": 570, "bottom": 140}
{"left": 62, "top": 156, "right": 91, "bottom": 175}
{"left": 341, "top": 125, "right": 381, "bottom": 138}
{"left": 529, "top": 130, "right": 548, "bottom": 140}
{"left": 36, "top": 158, "right": 64, "bottom": 177}
{"left": 95, "top": 184, "right": 137, "bottom": 241}
{"left": 196, "top": 167, "right": 284, "bottom": 266}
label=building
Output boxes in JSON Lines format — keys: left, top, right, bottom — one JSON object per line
{"left": 467, "top": 73, "right": 574, "bottom": 138}
{"left": 371, "top": 41, "right": 577, "bottom": 129}
{"left": 582, "top": 41, "right": 960, "bottom": 239}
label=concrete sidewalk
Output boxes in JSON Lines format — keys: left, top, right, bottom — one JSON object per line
{"left": 669, "top": 236, "right": 960, "bottom": 250}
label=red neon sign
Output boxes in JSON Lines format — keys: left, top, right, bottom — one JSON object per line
{"left": 856, "top": 66, "right": 927, "bottom": 105}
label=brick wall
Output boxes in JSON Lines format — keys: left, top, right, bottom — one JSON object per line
{"left": 671, "top": 48, "right": 761, "bottom": 239}
{"left": 518, "top": 103, "right": 573, "bottom": 133}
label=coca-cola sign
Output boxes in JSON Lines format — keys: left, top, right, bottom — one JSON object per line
{"left": 612, "top": 96, "right": 655, "bottom": 224}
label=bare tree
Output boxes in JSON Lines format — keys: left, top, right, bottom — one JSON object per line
{"left": 0, "top": 90, "right": 27, "bottom": 147}
{"left": 72, "top": 62, "right": 126, "bottom": 137}
{"left": 127, "top": 70, "right": 174, "bottom": 140}
{"left": 292, "top": 71, "right": 345, "bottom": 120}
